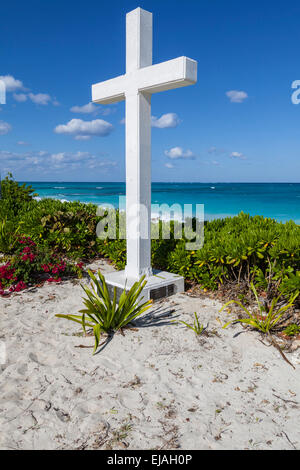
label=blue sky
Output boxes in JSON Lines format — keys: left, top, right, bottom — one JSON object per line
{"left": 1, "top": 0, "right": 300, "bottom": 182}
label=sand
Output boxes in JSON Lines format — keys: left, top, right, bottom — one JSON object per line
{"left": 0, "top": 259, "right": 300, "bottom": 450}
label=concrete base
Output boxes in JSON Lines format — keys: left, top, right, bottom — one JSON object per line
{"left": 103, "top": 270, "right": 185, "bottom": 303}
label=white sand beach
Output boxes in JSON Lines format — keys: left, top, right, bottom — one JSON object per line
{"left": 0, "top": 259, "right": 300, "bottom": 450}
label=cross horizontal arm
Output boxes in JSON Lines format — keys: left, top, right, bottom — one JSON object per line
{"left": 92, "top": 75, "right": 126, "bottom": 104}
{"left": 137, "top": 56, "right": 197, "bottom": 94}
{"left": 92, "top": 56, "right": 197, "bottom": 104}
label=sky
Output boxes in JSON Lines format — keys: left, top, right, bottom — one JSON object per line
{"left": 1, "top": 0, "right": 300, "bottom": 183}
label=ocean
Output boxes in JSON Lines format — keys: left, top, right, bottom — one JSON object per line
{"left": 25, "top": 182, "right": 300, "bottom": 224}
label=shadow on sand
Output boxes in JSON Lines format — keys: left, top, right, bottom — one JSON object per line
{"left": 94, "top": 305, "right": 179, "bottom": 354}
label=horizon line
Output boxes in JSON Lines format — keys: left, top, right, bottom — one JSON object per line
{"left": 15, "top": 180, "right": 300, "bottom": 184}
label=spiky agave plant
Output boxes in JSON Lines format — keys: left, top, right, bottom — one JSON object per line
{"left": 174, "top": 312, "right": 204, "bottom": 335}
{"left": 220, "top": 282, "right": 299, "bottom": 334}
{"left": 56, "top": 270, "right": 152, "bottom": 353}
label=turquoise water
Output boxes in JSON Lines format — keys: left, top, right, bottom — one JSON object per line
{"left": 24, "top": 182, "right": 300, "bottom": 223}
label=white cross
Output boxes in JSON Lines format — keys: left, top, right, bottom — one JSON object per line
{"left": 92, "top": 7, "right": 197, "bottom": 280}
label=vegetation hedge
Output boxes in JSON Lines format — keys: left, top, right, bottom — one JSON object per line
{"left": 0, "top": 175, "right": 299, "bottom": 302}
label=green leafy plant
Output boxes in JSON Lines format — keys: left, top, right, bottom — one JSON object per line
{"left": 221, "top": 282, "right": 299, "bottom": 334}
{"left": 279, "top": 272, "right": 300, "bottom": 304}
{"left": 283, "top": 324, "right": 300, "bottom": 337}
{"left": 174, "top": 312, "right": 204, "bottom": 335}
{"left": 0, "top": 217, "right": 23, "bottom": 253}
{"left": 0, "top": 173, "right": 36, "bottom": 218}
{"left": 19, "top": 199, "right": 100, "bottom": 258}
{"left": 56, "top": 270, "right": 152, "bottom": 353}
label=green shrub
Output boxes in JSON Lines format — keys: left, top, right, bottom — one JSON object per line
{"left": 90, "top": 212, "right": 300, "bottom": 302}
{"left": 279, "top": 272, "right": 300, "bottom": 300}
{"left": 0, "top": 235, "right": 82, "bottom": 295}
{"left": 0, "top": 173, "right": 36, "bottom": 219}
{"left": 18, "top": 199, "right": 100, "bottom": 258}
{"left": 0, "top": 217, "right": 23, "bottom": 253}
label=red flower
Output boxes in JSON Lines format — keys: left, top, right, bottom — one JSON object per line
{"left": 18, "top": 236, "right": 36, "bottom": 247}
{"left": 15, "top": 281, "right": 27, "bottom": 291}
{"left": 0, "top": 264, "right": 16, "bottom": 281}
{"left": 47, "top": 277, "right": 62, "bottom": 283}
{"left": 8, "top": 281, "right": 27, "bottom": 293}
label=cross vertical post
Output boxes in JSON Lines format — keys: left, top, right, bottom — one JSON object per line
{"left": 125, "top": 8, "right": 153, "bottom": 279}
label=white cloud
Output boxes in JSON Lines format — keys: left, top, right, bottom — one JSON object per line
{"left": 54, "top": 118, "right": 113, "bottom": 140}
{"left": 0, "top": 75, "right": 24, "bottom": 92}
{"left": 17, "top": 141, "right": 30, "bottom": 146}
{"left": 87, "top": 159, "right": 117, "bottom": 170}
{"left": 51, "top": 153, "right": 65, "bottom": 163}
{"left": 70, "top": 102, "right": 98, "bottom": 114}
{"left": 121, "top": 113, "right": 181, "bottom": 129}
{"left": 226, "top": 90, "right": 248, "bottom": 103}
{"left": 28, "top": 92, "right": 52, "bottom": 105}
{"left": 230, "top": 151, "right": 246, "bottom": 160}
{"left": 13, "top": 93, "right": 27, "bottom": 102}
{"left": 0, "top": 150, "right": 22, "bottom": 162}
{"left": 164, "top": 146, "right": 195, "bottom": 160}
{"left": 208, "top": 146, "right": 226, "bottom": 156}
{"left": 49, "top": 151, "right": 116, "bottom": 171}
{"left": 165, "top": 163, "right": 175, "bottom": 169}
{"left": 12, "top": 90, "right": 58, "bottom": 106}
{"left": 0, "top": 149, "right": 116, "bottom": 173}
{"left": 74, "top": 135, "right": 92, "bottom": 141}
{"left": 0, "top": 121, "right": 12, "bottom": 135}
{"left": 0, "top": 75, "right": 57, "bottom": 107}
{"left": 151, "top": 113, "right": 181, "bottom": 128}
{"left": 71, "top": 102, "right": 115, "bottom": 116}
{"left": 101, "top": 107, "right": 115, "bottom": 116}
{"left": 50, "top": 151, "right": 98, "bottom": 168}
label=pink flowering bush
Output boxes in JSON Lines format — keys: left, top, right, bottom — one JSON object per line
{"left": 0, "top": 236, "right": 83, "bottom": 296}
{"left": 0, "top": 264, "right": 16, "bottom": 292}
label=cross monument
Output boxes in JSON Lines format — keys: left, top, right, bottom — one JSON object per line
{"left": 92, "top": 7, "right": 197, "bottom": 300}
